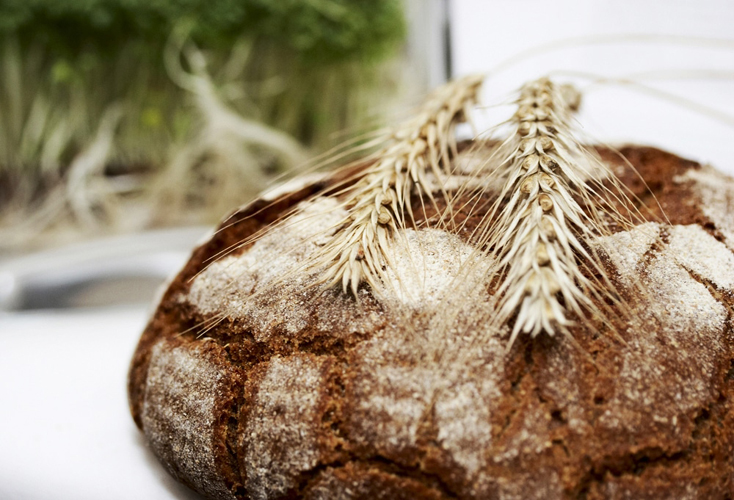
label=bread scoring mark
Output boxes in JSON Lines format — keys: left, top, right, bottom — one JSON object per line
{"left": 597, "top": 226, "right": 728, "bottom": 431}
{"left": 350, "top": 361, "right": 435, "bottom": 454}
{"left": 434, "top": 381, "right": 494, "bottom": 476}
{"left": 666, "top": 224, "right": 734, "bottom": 291}
{"left": 142, "top": 339, "right": 237, "bottom": 500}
{"left": 185, "top": 197, "right": 382, "bottom": 340}
{"left": 595, "top": 475, "right": 701, "bottom": 500}
{"left": 676, "top": 166, "right": 734, "bottom": 252}
{"left": 593, "top": 222, "right": 660, "bottom": 282}
{"left": 244, "top": 353, "right": 327, "bottom": 500}
{"left": 344, "top": 315, "right": 506, "bottom": 494}
{"left": 494, "top": 468, "right": 563, "bottom": 500}
{"left": 302, "top": 462, "right": 449, "bottom": 500}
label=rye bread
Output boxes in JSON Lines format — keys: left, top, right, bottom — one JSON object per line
{"left": 128, "top": 145, "right": 734, "bottom": 499}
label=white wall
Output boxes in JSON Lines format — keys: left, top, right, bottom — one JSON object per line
{"left": 449, "top": 0, "right": 734, "bottom": 173}
{"left": 405, "top": 0, "right": 451, "bottom": 90}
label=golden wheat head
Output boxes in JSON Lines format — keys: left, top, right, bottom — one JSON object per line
{"left": 261, "top": 75, "right": 651, "bottom": 352}
{"left": 465, "top": 77, "right": 649, "bottom": 348}
{"left": 308, "top": 74, "right": 484, "bottom": 297}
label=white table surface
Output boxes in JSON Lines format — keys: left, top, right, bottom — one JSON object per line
{"left": 0, "top": 305, "right": 205, "bottom": 500}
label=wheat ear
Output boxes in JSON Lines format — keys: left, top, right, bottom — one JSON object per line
{"left": 477, "top": 77, "right": 629, "bottom": 347}
{"left": 309, "top": 75, "right": 483, "bottom": 297}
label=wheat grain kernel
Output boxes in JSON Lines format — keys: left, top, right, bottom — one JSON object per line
{"left": 534, "top": 107, "right": 550, "bottom": 121}
{"left": 537, "top": 91, "right": 552, "bottom": 107}
{"left": 518, "top": 121, "right": 534, "bottom": 136}
{"left": 522, "top": 154, "right": 539, "bottom": 171}
{"left": 412, "top": 138, "right": 427, "bottom": 155}
{"left": 539, "top": 154, "right": 556, "bottom": 169}
{"left": 524, "top": 274, "right": 539, "bottom": 293}
{"left": 377, "top": 207, "right": 391, "bottom": 225}
{"left": 380, "top": 190, "right": 393, "bottom": 205}
{"left": 536, "top": 243, "right": 550, "bottom": 265}
{"left": 540, "top": 121, "right": 557, "bottom": 134}
{"left": 538, "top": 193, "right": 554, "bottom": 212}
{"left": 520, "top": 176, "right": 538, "bottom": 194}
{"left": 520, "top": 138, "right": 536, "bottom": 153}
{"left": 539, "top": 173, "right": 555, "bottom": 189}
{"left": 539, "top": 136, "right": 554, "bottom": 152}
{"left": 547, "top": 278, "right": 561, "bottom": 295}
{"left": 518, "top": 108, "right": 536, "bottom": 122}
{"left": 539, "top": 217, "right": 555, "bottom": 238}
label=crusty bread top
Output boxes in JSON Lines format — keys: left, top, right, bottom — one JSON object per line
{"left": 129, "top": 146, "right": 734, "bottom": 499}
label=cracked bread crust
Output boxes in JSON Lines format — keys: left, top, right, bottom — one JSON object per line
{"left": 128, "top": 146, "right": 734, "bottom": 499}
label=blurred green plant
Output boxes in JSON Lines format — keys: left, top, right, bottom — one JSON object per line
{"left": 0, "top": 0, "right": 406, "bottom": 248}
{"left": 0, "top": 0, "right": 404, "bottom": 62}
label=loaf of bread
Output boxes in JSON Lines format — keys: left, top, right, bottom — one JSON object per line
{"left": 128, "top": 78, "right": 734, "bottom": 499}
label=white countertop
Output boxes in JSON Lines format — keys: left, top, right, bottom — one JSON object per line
{"left": 0, "top": 303, "right": 205, "bottom": 499}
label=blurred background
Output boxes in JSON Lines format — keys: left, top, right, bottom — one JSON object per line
{"left": 0, "top": 0, "right": 411, "bottom": 251}
{"left": 0, "top": 0, "right": 448, "bottom": 312}
{"left": 0, "top": 1, "right": 732, "bottom": 499}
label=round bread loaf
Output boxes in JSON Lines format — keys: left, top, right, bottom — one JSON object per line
{"left": 128, "top": 142, "right": 734, "bottom": 500}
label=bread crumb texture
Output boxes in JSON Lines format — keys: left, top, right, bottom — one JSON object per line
{"left": 129, "top": 147, "right": 734, "bottom": 499}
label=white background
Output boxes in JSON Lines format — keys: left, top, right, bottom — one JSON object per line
{"left": 450, "top": 0, "right": 734, "bottom": 174}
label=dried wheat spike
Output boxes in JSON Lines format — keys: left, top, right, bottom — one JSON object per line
{"left": 479, "top": 77, "right": 623, "bottom": 347}
{"left": 312, "top": 75, "right": 484, "bottom": 297}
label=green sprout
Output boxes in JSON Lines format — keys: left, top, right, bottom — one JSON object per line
{"left": 0, "top": 0, "right": 407, "bottom": 248}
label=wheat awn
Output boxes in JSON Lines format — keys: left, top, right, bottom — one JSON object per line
{"left": 307, "top": 74, "right": 483, "bottom": 297}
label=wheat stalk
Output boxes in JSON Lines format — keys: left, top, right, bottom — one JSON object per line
{"left": 309, "top": 74, "right": 483, "bottom": 296}
{"left": 473, "top": 77, "right": 637, "bottom": 348}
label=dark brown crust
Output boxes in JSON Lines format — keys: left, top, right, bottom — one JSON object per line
{"left": 128, "top": 178, "right": 340, "bottom": 428}
{"left": 128, "top": 146, "right": 734, "bottom": 499}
